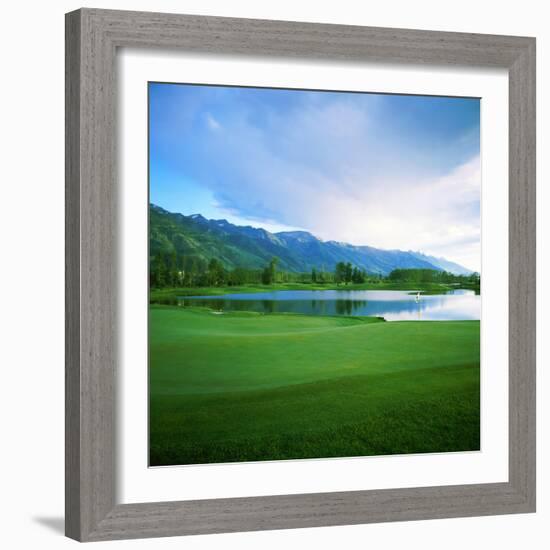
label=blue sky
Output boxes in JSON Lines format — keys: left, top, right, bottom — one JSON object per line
{"left": 149, "top": 83, "right": 480, "bottom": 271}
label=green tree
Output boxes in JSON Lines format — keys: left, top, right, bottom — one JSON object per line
{"left": 183, "top": 256, "right": 198, "bottom": 286}
{"left": 207, "top": 258, "right": 225, "bottom": 286}
{"left": 345, "top": 262, "right": 353, "bottom": 284}
{"left": 334, "top": 262, "right": 346, "bottom": 284}
{"left": 352, "top": 266, "right": 366, "bottom": 284}
{"left": 151, "top": 253, "right": 167, "bottom": 288}
{"left": 311, "top": 267, "right": 317, "bottom": 283}
{"left": 262, "top": 257, "right": 279, "bottom": 285}
{"left": 169, "top": 251, "right": 179, "bottom": 286}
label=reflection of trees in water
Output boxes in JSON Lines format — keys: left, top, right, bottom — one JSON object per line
{"left": 203, "top": 299, "right": 224, "bottom": 311}
{"left": 312, "top": 299, "right": 329, "bottom": 315}
{"left": 176, "top": 292, "right": 479, "bottom": 320}
{"left": 334, "top": 299, "right": 367, "bottom": 315}
{"left": 189, "top": 298, "right": 372, "bottom": 316}
{"left": 159, "top": 297, "right": 175, "bottom": 305}
{"left": 335, "top": 300, "right": 351, "bottom": 316}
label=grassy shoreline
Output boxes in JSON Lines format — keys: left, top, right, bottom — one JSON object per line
{"left": 150, "top": 281, "right": 479, "bottom": 304}
{"left": 151, "top": 303, "right": 387, "bottom": 323}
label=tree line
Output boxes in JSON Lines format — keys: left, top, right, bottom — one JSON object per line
{"left": 333, "top": 262, "right": 369, "bottom": 284}
{"left": 150, "top": 252, "right": 479, "bottom": 289}
{"left": 150, "top": 253, "right": 379, "bottom": 288}
{"left": 388, "top": 268, "right": 480, "bottom": 286}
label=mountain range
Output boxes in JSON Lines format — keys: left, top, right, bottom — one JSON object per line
{"left": 150, "top": 204, "right": 472, "bottom": 276}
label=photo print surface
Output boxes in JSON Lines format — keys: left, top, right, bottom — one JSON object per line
{"left": 148, "top": 82, "right": 481, "bottom": 467}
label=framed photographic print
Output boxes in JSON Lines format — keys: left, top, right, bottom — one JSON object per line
{"left": 65, "top": 8, "right": 536, "bottom": 542}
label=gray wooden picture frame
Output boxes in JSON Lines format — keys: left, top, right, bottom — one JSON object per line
{"left": 65, "top": 8, "right": 536, "bottom": 542}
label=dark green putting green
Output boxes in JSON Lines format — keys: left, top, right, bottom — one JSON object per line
{"left": 149, "top": 306, "right": 480, "bottom": 466}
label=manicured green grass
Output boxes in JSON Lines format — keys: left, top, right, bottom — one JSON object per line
{"left": 149, "top": 306, "right": 480, "bottom": 466}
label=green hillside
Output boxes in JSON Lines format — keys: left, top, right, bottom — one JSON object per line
{"left": 149, "top": 204, "right": 471, "bottom": 276}
{"left": 150, "top": 206, "right": 268, "bottom": 269}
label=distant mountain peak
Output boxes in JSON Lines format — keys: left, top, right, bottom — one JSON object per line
{"left": 149, "top": 204, "right": 472, "bottom": 276}
{"left": 410, "top": 250, "right": 473, "bottom": 276}
{"left": 276, "top": 230, "right": 318, "bottom": 243}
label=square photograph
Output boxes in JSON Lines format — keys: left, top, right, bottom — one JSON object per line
{"left": 148, "top": 82, "right": 481, "bottom": 467}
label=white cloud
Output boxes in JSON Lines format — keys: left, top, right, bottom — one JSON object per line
{"left": 186, "top": 97, "right": 480, "bottom": 271}
{"left": 205, "top": 113, "right": 221, "bottom": 131}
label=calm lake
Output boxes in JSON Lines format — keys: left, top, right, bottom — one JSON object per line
{"left": 179, "top": 289, "right": 480, "bottom": 321}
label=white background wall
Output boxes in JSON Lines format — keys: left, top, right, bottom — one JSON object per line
{"left": 0, "top": 0, "right": 546, "bottom": 548}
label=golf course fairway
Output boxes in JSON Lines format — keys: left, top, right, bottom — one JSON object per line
{"left": 149, "top": 306, "right": 480, "bottom": 466}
